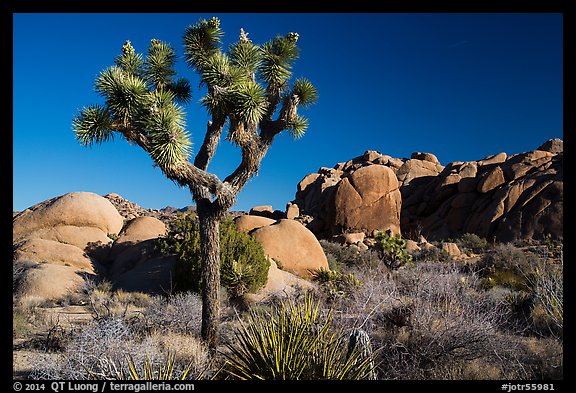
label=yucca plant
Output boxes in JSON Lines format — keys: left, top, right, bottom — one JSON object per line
{"left": 87, "top": 352, "right": 198, "bottom": 380}
{"left": 73, "top": 16, "right": 317, "bottom": 349}
{"left": 223, "top": 294, "right": 379, "bottom": 380}
{"left": 312, "top": 268, "right": 362, "bottom": 302}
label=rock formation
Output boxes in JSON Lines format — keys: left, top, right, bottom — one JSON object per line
{"left": 234, "top": 217, "right": 329, "bottom": 278}
{"left": 13, "top": 192, "right": 123, "bottom": 302}
{"left": 290, "top": 139, "right": 562, "bottom": 242}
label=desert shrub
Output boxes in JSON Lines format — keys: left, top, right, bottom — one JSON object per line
{"left": 86, "top": 280, "right": 154, "bottom": 321}
{"left": 31, "top": 315, "right": 211, "bottom": 380}
{"left": 374, "top": 231, "right": 413, "bottom": 269}
{"left": 312, "top": 268, "right": 361, "bottom": 302}
{"left": 13, "top": 306, "right": 32, "bottom": 338}
{"left": 373, "top": 263, "right": 503, "bottom": 379}
{"left": 157, "top": 217, "right": 269, "bottom": 297}
{"left": 456, "top": 233, "right": 489, "bottom": 254}
{"left": 320, "top": 239, "right": 381, "bottom": 269}
{"left": 526, "top": 261, "right": 563, "bottom": 337}
{"left": 89, "top": 352, "right": 198, "bottom": 380}
{"left": 13, "top": 261, "right": 37, "bottom": 292}
{"left": 137, "top": 291, "right": 203, "bottom": 335}
{"left": 411, "top": 245, "right": 449, "bottom": 263}
{"left": 149, "top": 332, "right": 210, "bottom": 373}
{"left": 477, "top": 243, "right": 532, "bottom": 290}
{"left": 490, "top": 335, "right": 563, "bottom": 380}
{"left": 224, "top": 294, "right": 379, "bottom": 380}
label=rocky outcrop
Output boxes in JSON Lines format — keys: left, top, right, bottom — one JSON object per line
{"left": 401, "top": 142, "right": 563, "bottom": 242}
{"left": 243, "top": 259, "right": 315, "bottom": 304}
{"left": 107, "top": 217, "right": 167, "bottom": 277}
{"left": 234, "top": 215, "right": 277, "bottom": 233}
{"left": 104, "top": 193, "right": 152, "bottom": 220}
{"left": 14, "top": 192, "right": 124, "bottom": 239}
{"left": 292, "top": 151, "right": 404, "bottom": 237}
{"left": 246, "top": 219, "right": 330, "bottom": 278}
{"left": 13, "top": 192, "right": 123, "bottom": 303}
{"left": 328, "top": 165, "right": 401, "bottom": 235}
{"left": 290, "top": 139, "right": 563, "bottom": 242}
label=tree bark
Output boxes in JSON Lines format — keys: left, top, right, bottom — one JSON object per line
{"left": 197, "top": 201, "right": 221, "bottom": 350}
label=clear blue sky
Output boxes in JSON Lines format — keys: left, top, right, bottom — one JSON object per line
{"left": 13, "top": 13, "right": 562, "bottom": 212}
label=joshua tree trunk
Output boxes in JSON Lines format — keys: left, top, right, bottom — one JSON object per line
{"left": 197, "top": 200, "right": 221, "bottom": 349}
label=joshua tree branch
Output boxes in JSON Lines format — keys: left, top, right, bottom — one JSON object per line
{"left": 115, "top": 125, "right": 230, "bottom": 199}
{"left": 194, "top": 115, "right": 227, "bottom": 171}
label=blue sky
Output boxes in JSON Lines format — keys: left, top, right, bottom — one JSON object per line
{"left": 13, "top": 13, "right": 562, "bottom": 212}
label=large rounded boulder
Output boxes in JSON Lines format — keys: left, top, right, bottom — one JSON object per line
{"left": 250, "top": 219, "right": 329, "bottom": 278}
{"left": 13, "top": 192, "right": 125, "bottom": 304}
{"left": 13, "top": 191, "right": 124, "bottom": 239}
{"left": 328, "top": 165, "right": 402, "bottom": 235}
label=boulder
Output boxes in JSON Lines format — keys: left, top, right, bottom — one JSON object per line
{"left": 114, "top": 216, "right": 166, "bottom": 246}
{"left": 15, "top": 263, "right": 88, "bottom": 303}
{"left": 242, "top": 259, "right": 315, "bottom": 304}
{"left": 442, "top": 242, "right": 461, "bottom": 258}
{"left": 14, "top": 192, "right": 124, "bottom": 239}
{"left": 537, "top": 138, "right": 563, "bottom": 154}
{"left": 234, "top": 215, "right": 276, "bottom": 233}
{"left": 396, "top": 159, "right": 444, "bottom": 185}
{"left": 112, "top": 255, "right": 177, "bottom": 294}
{"left": 285, "top": 202, "right": 300, "bottom": 220}
{"left": 13, "top": 238, "right": 96, "bottom": 273}
{"left": 297, "top": 173, "right": 321, "bottom": 194}
{"left": 343, "top": 232, "right": 365, "bottom": 245}
{"left": 328, "top": 165, "right": 402, "bottom": 235}
{"left": 18, "top": 225, "right": 112, "bottom": 252}
{"left": 251, "top": 219, "right": 329, "bottom": 278}
{"left": 477, "top": 167, "right": 505, "bottom": 193}
{"left": 109, "top": 239, "right": 158, "bottom": 279}
{"left": 411, "top": 152, "right": 440, "bottom": 165}
{"left": 249, "top": 205, "right": 274, "bottom": 216}
{"left": 477, "top": 152, "right": 507, "bottom": 167}
{"left": 109, "top": 216, "right": 166, "bottom": 262}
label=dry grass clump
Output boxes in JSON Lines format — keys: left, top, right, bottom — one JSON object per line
{"left": 136, "top": 291, "right": 203, "bottom": 335}
{"left": 30, "top": 315, "right": 212, "bottom": 380}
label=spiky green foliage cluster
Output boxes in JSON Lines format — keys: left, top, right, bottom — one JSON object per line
{"left": 157, "top": 216, "right": 269, "bottom": 297}
{"left": 312, "top": 268, "right": 362, "bottom": 302}
{"left": 224, "top": 294, "right": 379, "bottom": 380}
{"left": 73, "top": 39, "right": 192, "bottom": 172}
{"left": 375, "top": 231, "right": 413, "bottom": 270}
{"left": 87, "top": 352, "right": 196, "bottom": 380}
{"left": 183, "top": 18, "right": 317, "bottom": 137}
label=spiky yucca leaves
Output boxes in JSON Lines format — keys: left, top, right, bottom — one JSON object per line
{"left": 230, "top": 81, "right": 268, "bottom": 126}
{"left": 73, "top": 40, "right": 192, "bottom": 171}
{"left": 230, "top": 37, "right": 261, "bottom": 77}
{"left": 95, "top": 66, "right": 148, "bottom": 126}
{"left": 87, "top": 352, "right": 196, "bottom": 380}
{"left": 259, "top": 33, "right": 300, "bottom": 88}
{"left": 184, "top": 21, "right": 316, "bottom": 138}
{"left": 224, "top": 294, "right": 378, "bottom": 380}
{"left": 73, "top": 105, "right": 115, "bottom": 146}
{"left": 183, "top": 17, "right": 223, "bottom": 72}
{"left": 291, "top": 78, "right": 318, "bottom": 108}
{"left": 145, "top": 39, "right": 177, "bottom": 89}
{"left": 286, "top": 114, "right": 308, "bottom": 139}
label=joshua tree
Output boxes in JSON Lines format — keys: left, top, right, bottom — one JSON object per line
{"left": 72, "top": 17, "right": 317, "bottom": 349}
